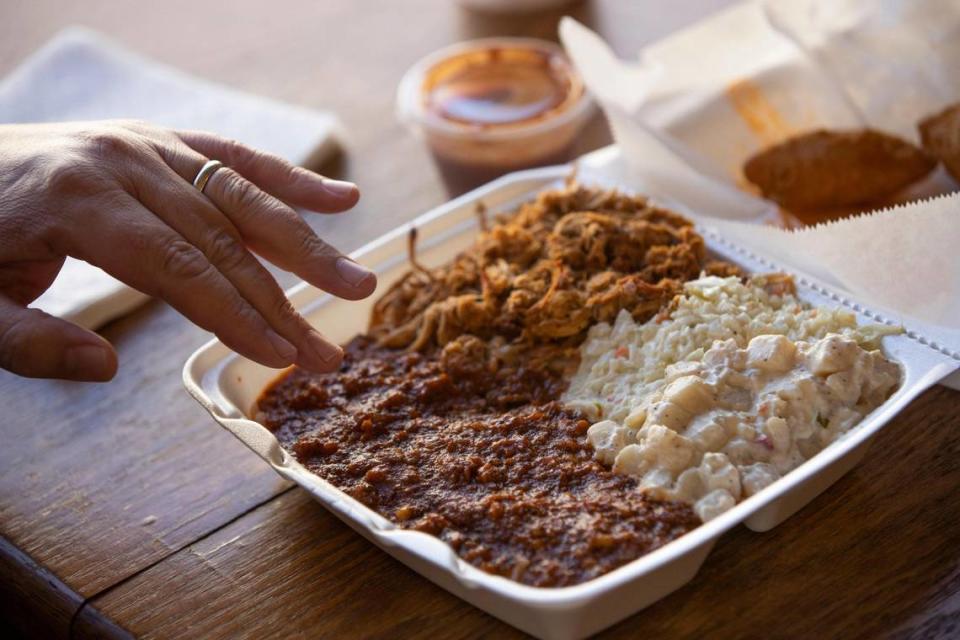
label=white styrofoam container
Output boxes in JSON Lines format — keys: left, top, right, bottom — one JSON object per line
{"left": 183, "top": 165, "right": 959, "bottom": 640}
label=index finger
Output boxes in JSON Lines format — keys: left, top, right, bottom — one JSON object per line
{"left": 175, "top": 130, "right": 359, "bottom": 213}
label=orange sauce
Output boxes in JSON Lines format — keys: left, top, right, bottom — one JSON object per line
{"left": 424, "top": 47, "right": 575, "bottom": 128}
{"left": 420, "top": 44, "right": 587, "bottom": 194}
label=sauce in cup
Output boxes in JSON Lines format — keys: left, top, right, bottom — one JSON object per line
{"left": 398, "top": 39, "right": 593, "bottom": 194}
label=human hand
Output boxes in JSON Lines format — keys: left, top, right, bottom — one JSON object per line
{"left": 0, "top": 120, "right": 376, "bottom": 381}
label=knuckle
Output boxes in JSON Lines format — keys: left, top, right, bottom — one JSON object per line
{"left": 292, "top": 231, "right": 320, "bottom": 259}
{"left": 292, "top": 227, "right": 317, "bottom": 252}
{"left": 296, "top": 232, "right": 336, "bottom": 261}
{"left": 217, "top": 137, "right": 249, "bottom": 166}
{"left": 114, "top": 118, "right": 152, "bottom": 133}
{"left": 226, "top": 297, "right": 263, "bottom": 333}
{"left": 159, "top": 239, "right": 210, "bottom": 281}
{"left": 221, "top": 293, "right": 250, "bottom": 320}
{"left": 279, "top": 161, "right": 307, "bottom": 185}
{"left": 265, "top": 154, "right": 299, "bottom": 183}
{"left": 221, "top": 171, "right": 262, "bottom": 211}
{"left": 48, "top": 189, "right": 127, "bottom": 252}
{"left": 219, "top": 137, "right": 279, "bottom": 176}
{"left": 204, "top": 229, "right": 248, "bottom": 273}
{"left": 122, "top": 219, "right": 155, "bottom": 259}
{"left": 83, "top": 128, "right": 137, "bottom": 160}
{"left": 0, "top": 315, "right": 39, "bottom": 375}
{"left": 272, "top": 295, "right": 300, "bottom": 325}
{"left": 44, "top": 156, "right": 102, "bottom": 196}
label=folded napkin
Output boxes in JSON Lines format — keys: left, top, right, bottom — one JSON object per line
{"left": 0, "top": 27, "right": 344, "bottom": 329}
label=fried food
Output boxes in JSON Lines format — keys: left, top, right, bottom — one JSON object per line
{"left": 370, "top": 184, "right": 734, "bottom": 356}
{"left": 743, "top": 128, "right": 937, "bottom": 210}
{"left": 919, "top": 102, "right": 960, "bottom": 183}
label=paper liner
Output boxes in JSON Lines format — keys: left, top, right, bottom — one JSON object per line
{"left": 560, "top": 2, "right": 960, "bottom": 340}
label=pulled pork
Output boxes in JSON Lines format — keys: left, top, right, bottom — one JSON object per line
{"left": 370, "top": 183, "right": 736, "bottom": 364}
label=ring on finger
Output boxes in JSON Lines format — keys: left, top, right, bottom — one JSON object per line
{"left": 192, "top": 159, "right": 224, "bottom": 193}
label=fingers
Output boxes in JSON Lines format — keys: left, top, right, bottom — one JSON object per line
{"left": 83, "top": 124, "right": 367, "bottom": 373}
{"left": 203, "top": 167, "right": 377, "bottom": 300}
{"left": 0, "top": 295, "right": 117, "bottom": 381}
{"left": 145, "top": 135, "right": 376, "bottom": 299}
{"left": 60, "top": 192, "right": 323, "bottom": 371}
{"left": 174, "top": 129, "right": 359, "bottom": 213}
{"left": 129, "top": 161, "right": 346, "bottom": 371}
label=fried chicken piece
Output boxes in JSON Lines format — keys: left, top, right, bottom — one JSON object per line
{"left": 743, "top": 129, "right": 937, "bottom": 210}
{"left": 919, "top": 102, "right": 960, "bottom": 183}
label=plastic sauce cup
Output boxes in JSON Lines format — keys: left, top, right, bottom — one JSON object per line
{"left": 397, "top": 38, "right": 594, "bottom": 194}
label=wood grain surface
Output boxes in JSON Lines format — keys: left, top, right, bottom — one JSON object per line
{"left": 0, "top": 302, "right": 292, "bottom": 638}
{"left": 72, "top": 387, "right": 960, "bottom": 640}
{"left": 1, "top": 1, "right": 958, "bottom": 639}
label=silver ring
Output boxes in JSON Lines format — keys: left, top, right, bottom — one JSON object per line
{"left": 192, "top": 160, "right": 223, "bottom": 193}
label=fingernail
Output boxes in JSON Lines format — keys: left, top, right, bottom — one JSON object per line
{"left": 335, "top": 257, "right": 374, "bottom": 287}
{"left": 64, "top": 344, "right": 113, "bottom": 380}
{"left": 307, "top": 329, "right": 343, "bottom": 365}
{"left": 323, "top": 178, "right": 358, "bottom": 199}
{"left": 266, "top": 330, "right": 297, "bottom": 363}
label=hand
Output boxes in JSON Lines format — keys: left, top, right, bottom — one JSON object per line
{"left": 0, "top": 120, "right": 376, "bottom": 381}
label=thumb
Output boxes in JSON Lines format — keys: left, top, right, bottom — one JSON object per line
{"left": 0, "top": 296, "right": 118, "bottom": 382}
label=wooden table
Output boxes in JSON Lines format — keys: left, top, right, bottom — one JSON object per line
{"left": 2, "top": 1, "right": 958, "bottom": 638}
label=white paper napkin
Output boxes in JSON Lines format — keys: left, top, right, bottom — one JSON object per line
{"left": 560, "top": 4, "right": 960, "bottom": 336}
{"left": 0, "top": 27, "right": 345, "bottom": 329}
{"left": 764, "top": 0, "right": 960, "bottom": 142}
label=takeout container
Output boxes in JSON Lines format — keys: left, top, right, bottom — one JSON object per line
{"left": 397, "top": 37, "right": 594, "bottom": 194}
{"left": 183, "top": 159, "right": 959, "bottom": 639}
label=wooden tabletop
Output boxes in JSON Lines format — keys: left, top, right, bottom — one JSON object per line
{"left": 2, "top": 1, "right": 958, "bottom": 639}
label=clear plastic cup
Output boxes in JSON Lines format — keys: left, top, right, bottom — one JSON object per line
{"left": 397, "top": 38, "right": 594, "bottom": 194}
{"left": 455, "top": 0, "right": 580, "bottom": 13}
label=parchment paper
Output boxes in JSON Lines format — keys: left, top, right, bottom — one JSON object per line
{"left": 764, "top": 0, "right": 960, "bottom": 141}
{"left": 560, "top": 1, "right": 960, "bottom": 342}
